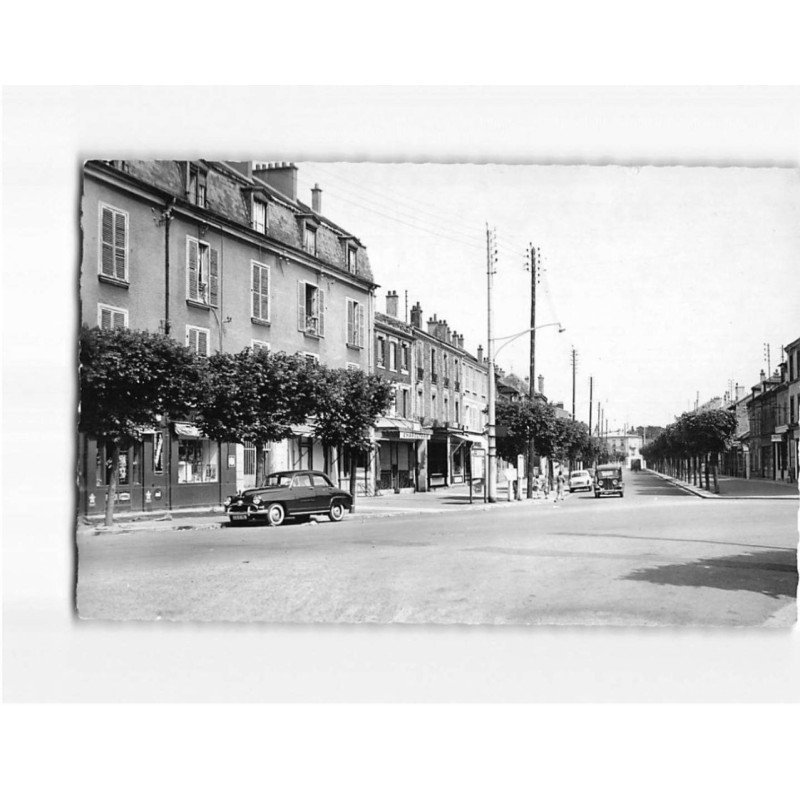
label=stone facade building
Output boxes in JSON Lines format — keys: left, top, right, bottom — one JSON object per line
{"left": 79, "top": 159, "right": 377, "bottom": 514}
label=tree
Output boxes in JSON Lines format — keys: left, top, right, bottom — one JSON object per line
{"left": 311, "top": 367, "right": 394, "bottom": 509}
{"left": 197, "top": 348, "right": 317, "bottom": 487}
{"left": 79, "top": 325, "right": 202, "bottom": 525}
{"left": 495, "top": 398, "right": 557, "bottom": 487}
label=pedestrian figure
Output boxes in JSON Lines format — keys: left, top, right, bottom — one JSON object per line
{"left": 555, "top": 471, "right": 566, "bottom": 502}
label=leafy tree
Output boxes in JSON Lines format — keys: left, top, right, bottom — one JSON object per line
{"left": 311, "top": 367, "right": 394, "bottom": 509}
{"left": 79, "top": 325, "right": 202, "bottom": 525}
{"left": 197, "top": 348, "right": 317, "bottom": 486}
{"left": 495, "top": 398, "right": 557, "bottom": 462}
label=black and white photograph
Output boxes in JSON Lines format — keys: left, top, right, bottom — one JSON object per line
{"left": 74, "top": 158, "right": 799, "bottom": 626}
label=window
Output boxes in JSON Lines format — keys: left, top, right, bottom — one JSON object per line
{"left": 376, "top": 335, "right": 386, "bottom": 367}
{"left": 346, "top": 362, "right": 360, "bottom": 371}
{"left": 297, "top": 280, "right": 324, "bottom": 336}
{"left": 177, "top": 438, "right": 218, "bottom": 483}
{"left": 187, "top": 237, "right": 219, "bottom": 307}
{"left": 389, "top": 341, "right": 397, "bottom": 371}
{"left": 99, "top": 203, "right": 128, "bottom": 282}
{"left": 243, "top": 442, "right": 256, "bottom": 476}
{"left": 303, "top": 352, "right": 320, "bottom": 366}
{"left": 251, "top": 261, "right": 270, "bottom": 322}
{"left": 400, "top": 343, "right": 409, "bottom": 372}
{"left": 186, "top": 325, "right": 210, "bottom": 357}
{"left": 401, "top": 388, "right": 410, "bottom": 417}
{"left": 187, "top": 163, "right": 207, "bottom": 207}
{"left": 251, "top": 340, "right": 270, "bottom": 353}
{"left": 347, "top": 245, "right": 357, "bottom": 274}
{"left": 312, "top": 473, "right": 333, "bottom": 487}
{"left": 389, "top": 386, "right": 397, "bottom": 416}
{"left": 252, "top": 199, "right": 267, "bottom": 234}
{"left": 347, "top": 299, "right": 365, "bottom": 348}
{"left": 304, "top": 224, "right": 317, "bottom": 255}
{"left": 97, "top": 303, "right": 128, "bottom": 329}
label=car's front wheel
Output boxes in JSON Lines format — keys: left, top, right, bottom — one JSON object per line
{"left": 329, "top": 500, "right": 346, "bottom": 522}
{"left": 266, "top": 503, "right": 285, "bottom": 527}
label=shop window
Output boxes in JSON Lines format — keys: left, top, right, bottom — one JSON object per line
{"left": 95, "top": 443, "right": 131, "bottom": 486}
{"left": 153, "top": 432, "right": 164, "bottom": 474}
{"left": 177, "top": 439, "right": 218, "bottom": 483}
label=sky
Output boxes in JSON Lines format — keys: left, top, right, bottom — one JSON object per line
{"left": 297, "top": 162, "right": 800, "bottom": 432}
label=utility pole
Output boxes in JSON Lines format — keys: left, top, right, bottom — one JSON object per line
{"left": 527, "top": 243, "right": 538, "bottom": 500}
{"left": 588, "top": 377, "right": 594, "bottom": 464}
{"left": 486, "top": 224, "right": 498, "bottom": 503}
{"left": 764, "top": 342, "right": 771, "bottom": 377}
{"left": 570, "top": 347, "right": 577, "bottom": 420}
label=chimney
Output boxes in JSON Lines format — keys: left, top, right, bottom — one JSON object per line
{"left": 386, "top": 290, "right": 399, "bottom": 318}
{"left": 437, "top": 320, "right": 450, "bottom": 342}
{"left": 760, "top": 369, "right": 766, "bottom": 382}
{"left": 458, "top": 334, "right": 464, "bottom": 349}
{"left": 537, "top": 374, "right": 544, "bottom": 395}
{"left": 252, "top": 161, "right": 298, "bottom": 201}
{"left": 451, "top": 330, "right": 459, "bottom": 347}
{"left": 427, "top": 314, "right": 439, "bottom": 336}
{"left": 311, "top": 183, "right": 322, "bottom": 213}
{"left": 410, "top": 302, "right": 422, "bottom": 328}
{"left": 477, "top": 345, "right": 484, "bottom": 364}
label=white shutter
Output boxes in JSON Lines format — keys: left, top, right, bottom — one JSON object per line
{"left": 252, "top": 263, "right": 260, "bottom": 317}
{"left": 114, "top": 211, "right": 127, "bottom": 280}
{"left": 346, "top": 300, "right": 355, "bottom": 345}
{"left": 358, "top": 304, "right": 365, "bottom": 348}
{"left": 100, "top": 307, "right": 112, "bottom": 329}
{"left": 187, "top": 238, "right": 199, "bottom": 300}
{"left": 112, "top": 310, "right": 126, "bottom": 329}
{"left": 198, "top": 329, "right": 208, "bottom": 356}
{"left": 317, "top": 288, "right": 325, "bottom": 337}
{"left": 186, "top": 326, "right": 196, "bottom": 352}
{"left": 260, "top": 265, "right": 269, "bottom": 320}
{"left": 209, "top": 248, "right": 219, "bottom": 307}
{"left": 297, "top": 281, "right": 305, "bottom": 331}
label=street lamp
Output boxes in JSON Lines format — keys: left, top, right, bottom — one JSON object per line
{"left": 486, "top": 322, "right": 565, "bottom": 502}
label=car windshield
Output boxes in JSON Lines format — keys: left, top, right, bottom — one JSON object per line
{"left": 571, "top": 471, "right": 588, "bottom": 478}
{"left": 263, "top": 473, "right": 293, "bottom": 488}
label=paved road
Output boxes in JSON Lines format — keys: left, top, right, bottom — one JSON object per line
{"left": 76, "top": 469, "right": 798, "bottom": 626}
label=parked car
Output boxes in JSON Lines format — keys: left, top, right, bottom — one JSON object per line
{"left": 594, "top": 464, "right": 624, "bottom": 498}
{"left": 568, "top": 470, "right": 592, "bottom": 492}
{"left": 224, "top": 470, "right": 353, "bottom": 526}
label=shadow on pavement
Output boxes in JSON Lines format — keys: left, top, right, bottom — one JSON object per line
{"left": 623, "top": 548, "right": 798, "bottom": 599}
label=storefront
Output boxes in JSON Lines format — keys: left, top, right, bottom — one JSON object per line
{"left": 427, "top": 427, "right": 486, "bottom": 489}
{"left": 373, "top": 418, "right": 429, "bottom": 494}
{"left": 79, "top": 423, "right": 237, "bottom": 516}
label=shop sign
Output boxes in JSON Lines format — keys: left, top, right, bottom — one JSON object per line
{"left": 117, "top": 492, "right": 131, "bottom": 502}
{"left": 228, "top": 454, "right": 236, "bottom": 469}
{"left": 771, "top": 434, "right": 784, "bottom": 443}
{"left": 153, "top": 488, "right": 162, "bottom": 500}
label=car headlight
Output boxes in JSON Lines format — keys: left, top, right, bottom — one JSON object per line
{"left": 224, "top": 495, "right": 233, "bottom": 507}
{"left": 252, "top": 494, "right": 263, "bottom": 505}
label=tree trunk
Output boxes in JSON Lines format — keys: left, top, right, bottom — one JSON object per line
{"left": 255, "top": 442, "right": 268, "bottom": 487}
{"left": 704, "top": 457, "right": 710, "bottom": 491}
{"left": 712, "top": 453, "right": 720, "bottom": 494}
{"left": 104, "top": 440, "right": 120, "bottom": 526}
{"left": 349, "top": 448, "right": 358, "bottom": 511}
{"left": 526, "top": 440, "right": 535, "bottom": 500}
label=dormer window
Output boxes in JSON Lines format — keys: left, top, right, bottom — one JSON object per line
{"left": 347, "top": 245, "right": 357, "bottom": 274}
{"left": 304, "top": 223, "right": 317, "bottom": 255}
{"left": 252, "top": 198, "right": 267, "bottom": 234}
{"left": 187, "top": 163, "right": 207, "bottom": 207}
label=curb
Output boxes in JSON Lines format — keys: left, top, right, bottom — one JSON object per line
{"left": 646, "top": 469, "right": 798, "bottom": 500}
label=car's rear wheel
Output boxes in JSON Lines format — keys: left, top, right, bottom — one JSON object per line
{"left": 266, "top": 503, "right": 285, "bottom": 527}
{"left": 329, "top": 500, "right": 346, "bottom": 522}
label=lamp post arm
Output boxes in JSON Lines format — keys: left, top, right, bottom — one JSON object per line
{"left": 492, "top": 322, "right": 564, "bottom": 358}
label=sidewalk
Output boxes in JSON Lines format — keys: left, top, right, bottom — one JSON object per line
{"left": 77, "top": 481, "right": 559, "bottom": 535}
{"left": 649, "top": 469, "right": 798, "bottom": 500}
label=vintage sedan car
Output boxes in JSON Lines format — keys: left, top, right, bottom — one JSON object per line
{"left": 594, "top": 464, "right": 624, "bottom": 498}
{"left": 568, "top": 470, "right": 592, "bottom": 492}
{"left": 224, "top": 470, "right": 353, "bottom": 526}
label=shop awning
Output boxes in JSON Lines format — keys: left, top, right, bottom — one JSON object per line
{"left": 290, "top": 423, "right": 315, "bottom": 437}
{"left": 174, "top": 422, "right": 202, "bottom": 439}
{"left": 374, "top": 417, "right": 430, "bottom": 440}
{"left": 446, "top": 431, "right": 487, "bottom": 446}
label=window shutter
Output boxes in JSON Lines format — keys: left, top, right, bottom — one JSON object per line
{"left": 187, "top": 238, "right": 199, "bottom": 300}
{"left": 112, "top": 310, "right": 125, "bottom": 329}
{"left": 209, "top": 248, "right": 219, "bottom": 307}
{"left": 198, "top": 329, "right": 208, "bottom": 357}
{"left": 347, "top": 300, "right": 354, "bottom": 345}
{"left": 252, "top": 263, "right": 260, "bottom": 317}
{"left": 101, "top": 207, "right": 114, "bottom": 276}
{"left": 358, "top": 304, "right": 365, "bottom": 348}
{"left": 100, "top": 307, "right": 112, "bottom": 329}
{"left": 260, "top": 266, "right": 269, "bottom": 320}
{"left": 317, "top": 288, "right": 325, "bottom": 337}
{"left": 297, "top": 281, "right": 305, "bottom": 331}
{"left": 186, "top": 327, "right": 194, "bottom": 351}
{"left": 114, "top": 211, "right": 126, "bottom": 280}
